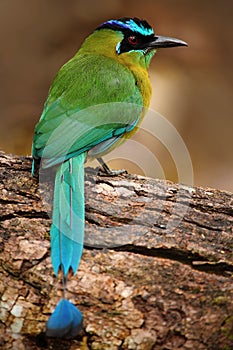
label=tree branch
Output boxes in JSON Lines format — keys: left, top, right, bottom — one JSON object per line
{"left": 0, "top": 151, "right": 233, "bottom": 350}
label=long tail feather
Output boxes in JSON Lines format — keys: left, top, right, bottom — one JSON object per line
{"left": 47, "top": 153, "right": 85, "bottom": 337}
{"left": 50, "top": 154, "right": 85, "bottom": 276}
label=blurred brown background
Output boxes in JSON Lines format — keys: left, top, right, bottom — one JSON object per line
{"left": 0, "top": 0, "right": 232, "bottom": 191}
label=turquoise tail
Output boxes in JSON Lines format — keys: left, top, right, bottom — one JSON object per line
{"left": 50, "top": 154, "right": 85, "bottom": 276}
{"left": 46, "top": 154, "right": 85, "bottom": 337}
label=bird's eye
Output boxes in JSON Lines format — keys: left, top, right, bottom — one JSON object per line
{"left": 128, "top": 36, "right": 139, "bottom": 45}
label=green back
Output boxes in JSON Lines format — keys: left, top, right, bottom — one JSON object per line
{"left": 32, "top": 53, "right": 143, "bottom": 167}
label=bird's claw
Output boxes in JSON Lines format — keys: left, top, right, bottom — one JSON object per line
{"left": 97, "top": 157, "right": 127, "bottom": 176}
{"left": 97, "top": 168, "right": 128, "bottom": 177}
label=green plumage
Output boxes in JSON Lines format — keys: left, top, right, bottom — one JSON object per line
{"left": 32, "top": 54, "right": 143, "bottom": 166}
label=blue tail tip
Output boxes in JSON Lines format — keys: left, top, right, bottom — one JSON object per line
{"left": 46, "top": 299, "right": 83, "bottom": 338}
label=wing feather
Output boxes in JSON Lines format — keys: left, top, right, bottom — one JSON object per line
{"left": 32, "top": 53, "right": 143, "bottom": 167}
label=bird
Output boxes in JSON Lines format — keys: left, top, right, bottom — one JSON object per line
{"left": 32, "top": 17, "right": 187, "bottom": 338}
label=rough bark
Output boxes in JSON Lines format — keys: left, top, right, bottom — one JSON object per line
{"left": 0, "top": 150, "right": 232, "bottom": 350}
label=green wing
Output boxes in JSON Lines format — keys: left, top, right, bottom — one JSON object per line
{"left": 32, "top": 53, "right": 143, "bottom": 167}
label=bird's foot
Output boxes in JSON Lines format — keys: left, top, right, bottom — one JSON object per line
{"left": 97, "top": 157, "right": 127, "bottom": 177}
{"left": 98, "top": 168, "right": 128, "bottom": 176}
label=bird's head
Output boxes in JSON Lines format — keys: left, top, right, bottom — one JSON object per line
{"left": 79, "top": 17, "right": 187, "bottom": 68}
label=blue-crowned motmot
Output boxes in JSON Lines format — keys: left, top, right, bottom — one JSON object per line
{"left": 32, "top": 17, "right": 187, "bottom": 338}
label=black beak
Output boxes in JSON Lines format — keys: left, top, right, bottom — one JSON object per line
{"left": 148, "top": 35, "right": 188, "bottom": 49}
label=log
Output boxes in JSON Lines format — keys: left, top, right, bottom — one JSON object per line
{"left": 0, "top": 150, "right": 232, "bottom": 350}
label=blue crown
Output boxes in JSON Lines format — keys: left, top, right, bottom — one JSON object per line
{"left": 97, "top": 17, "right": 154, "bottom": 37}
